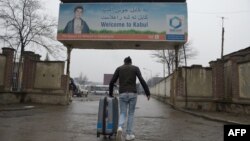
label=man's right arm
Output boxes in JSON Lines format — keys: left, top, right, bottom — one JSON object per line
{"left": 82, "top": 21, "right": 90, "bottom": 33}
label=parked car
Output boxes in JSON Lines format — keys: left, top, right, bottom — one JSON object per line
{"left": 72, "top": 85, "right": 82, "bottom": 97}
{"left": 80, "top": 85, "right": 89, "bottom": 97}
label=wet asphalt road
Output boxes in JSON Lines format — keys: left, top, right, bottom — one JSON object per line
{"left": 0, "top": 95, "right": 224, "bottom": 141}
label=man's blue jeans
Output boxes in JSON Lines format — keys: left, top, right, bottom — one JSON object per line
{"left": 118, "top": 92, "right": 137, "bottom": 135}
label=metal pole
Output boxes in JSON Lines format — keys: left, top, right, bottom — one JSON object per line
{"left": 220, "top": 17, "right": 225, "bottom": 59}
{"left": 66, "top": 47, "right": 72, "bottom": 76}
{"left": 163, "top": 50, "right": 166, "bottom": 78}
{"left": 163, "top": 50, "right": 167, "bottom": 96}
{"left": 183, "top": 44, "right": 188, "bottom": 108}
{"left": 175, "top": 45, "right": 179, "bottom": 70}
{"left": 66, "top": 46, "right": 72, "bottom": 104}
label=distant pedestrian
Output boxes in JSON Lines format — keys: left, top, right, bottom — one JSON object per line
{"left": 69, "top": 78, "right": 76, "bottom": 91}
{"left": 109, "top": 56, "right": 150, "bottom": 141}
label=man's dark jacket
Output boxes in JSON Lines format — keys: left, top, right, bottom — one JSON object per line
{"left": 63, "top": 18, "right": 89, "bottom": 33}
{"left": 109, "top": 64, "right": 150, "bottom": 97}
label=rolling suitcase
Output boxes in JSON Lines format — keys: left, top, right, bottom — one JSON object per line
{"left": 97, "top": 96, "right": 119, "bottom": 138}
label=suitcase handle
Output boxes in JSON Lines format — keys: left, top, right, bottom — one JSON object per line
{"left": 102, "top": 97, "right": 107, "bottom": 134}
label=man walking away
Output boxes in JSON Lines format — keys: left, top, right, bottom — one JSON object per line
{"left": 109, "top": 56, "right": 150, "bottom": 141}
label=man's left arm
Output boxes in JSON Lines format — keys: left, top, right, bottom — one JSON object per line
{"left": 136, "top": 67, "right": 150, "bottom": 100}
{"left": 109, "top": 68, "right": 119, "bottom": 97}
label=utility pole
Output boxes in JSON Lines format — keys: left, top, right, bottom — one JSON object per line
{"left": 220, "top": 16, "right": 226, "bottom": 59}
{"left": 162, "top": 50, "right": 166, "bottom": 78}
{"left": 66, "top": 45, "right": 72, "bottom": 104}
{"left": 175, "top": 45, "right": 179, "bottom": 70}
{"left": 162, "top": 50, "right": 167, "bottom": 97}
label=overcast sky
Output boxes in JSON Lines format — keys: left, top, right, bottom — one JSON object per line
{"left": 40, "top": 0, "right": 250, "bottom": 83}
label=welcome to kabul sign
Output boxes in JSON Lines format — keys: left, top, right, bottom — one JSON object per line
{"left": 57, "top": 3, "right": 187, "bottom": 49}
{"left": 57, "top": 3, "right": 188, "bottom": 49}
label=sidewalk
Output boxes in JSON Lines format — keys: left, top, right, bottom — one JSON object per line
{"left": 176, "top": 107, "right": 250, "bottom": 125}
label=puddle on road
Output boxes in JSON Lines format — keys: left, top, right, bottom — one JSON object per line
{"left": 23, "top": 106, "right": 35, "bottom": 109}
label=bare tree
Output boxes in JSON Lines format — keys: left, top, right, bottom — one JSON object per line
{"left": 151, "top": 42, "right": 197, "bottom": 76}
{"left": 75, "top": 72, "right": 89, "bottom": 86}
{"left": 0, "top": 0, "right": 65, "bottom": 90}
{"left": 152, "top": 50, "right": 174, "bottom": 76}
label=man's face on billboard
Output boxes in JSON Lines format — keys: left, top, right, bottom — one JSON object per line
{"left": 74, "top": 8, "right": 83, "bottom": 19}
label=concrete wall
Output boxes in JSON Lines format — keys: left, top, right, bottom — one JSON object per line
{"left": 210, "top": 60, "right": 225, "bottom": 100}
{"left": 157, "top": 79, "right": 165, "bottom": 96}
{"left": 184, "top": 67, "right": 212, "bottom": 97}
{"left": 26, "top": 61, "right": 69, "bottom": 105}
{"left": 224, "top": 61, "right": 233, "bottom": 99}
{"left": 150, "top": 47, "right": 250, "bottom": 114}
{"left": 150, "top": 75, "right": 172, "bottom": 97}
{"left": 1, "top": 48, "right": 15, "bottom": 91}
{"left": 22, "top": 51, "right": 41, "bottom": 90}
{"left": 0, "top": 93, "right": 21, "bottom": 104}
{"left": 239, "top": 61, "right": 250, "bottom": 98}
{"left": 174, "top": 67, "right": 213, "bottom": 111}
{"left": 151, "top": 66, "right": 214, "bottom": 111}
{"left": 150, "top": 67, "right": 213, "bottom": 99}
{"left": 34, "top": 62, "right": 64, "bottom": 89}
{"left": 0, "top": 48, "right": 69, "bottom": 105}
{"left": 165, "top": 75, "right": 172, "bottom": 97}
{"left": 24, "top": 89, "right": 68, "bottom": 105}
{"left": 0, "top": 55, "right": 6, "bottom": 86}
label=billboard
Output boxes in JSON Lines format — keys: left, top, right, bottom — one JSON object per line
{"left": 57, "top": 3, "right": 187, "bottom": 43}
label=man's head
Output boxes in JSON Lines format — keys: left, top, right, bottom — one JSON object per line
{"left": 124, "top": 56, "right": 132, "bottom": 64}
{"left": 74, "top": 6, "right": 83, "bottom": 19}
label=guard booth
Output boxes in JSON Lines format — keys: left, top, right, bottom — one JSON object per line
{"left": 57, "top": 0, "right": 187, "bottom": 100}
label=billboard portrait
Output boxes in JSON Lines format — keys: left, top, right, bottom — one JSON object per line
{"left": 57, "top": 3, "right": 187, "bottom": 42}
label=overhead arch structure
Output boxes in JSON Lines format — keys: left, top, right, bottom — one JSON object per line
{"left": 57, "top": 0, "right": 187, "bottom": 101}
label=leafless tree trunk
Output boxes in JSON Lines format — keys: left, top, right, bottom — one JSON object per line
{"left": 0, "top": 0, "right": 65, "bottom": 91}
{"left": 151, "top": 42, "right": 197, "bottom": 77}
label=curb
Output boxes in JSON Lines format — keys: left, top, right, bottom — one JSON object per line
{"left": 161, "top": 101, "right": 248, "bottom": 125}
{"left": 177, "top": 108, "right": 245, "bottom": 125}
